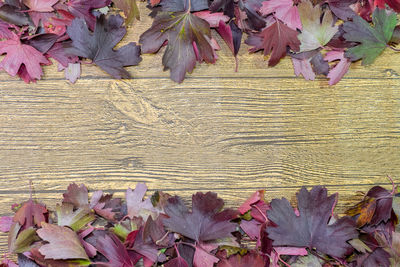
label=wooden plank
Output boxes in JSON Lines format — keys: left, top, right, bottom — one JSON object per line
{"left": 0, "top": 78, "right": 398, "bottom": 200}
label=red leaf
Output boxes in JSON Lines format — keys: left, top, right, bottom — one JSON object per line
{"left": 247, "top": 19, "right": 300, "bottom": 66}
{"left": 13, "top": 199, "right": 47, "bottom": 229}
{"left": 375, "top": 0, "right": 400, "bottom": 12}
{"left": 96, "top": 233, "right": 134, "bottom": 267}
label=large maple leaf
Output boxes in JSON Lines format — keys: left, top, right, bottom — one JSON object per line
{"left": 260, "top": 0, "right": 302, "bottom": 30}
{"left": 163, "top": 192, "right": 238, "bottom": 242}
{"left": 297, "top": 0, "right": 338, "bottom": 52}
{"left": 343, "top": 8, "right": 397, "bottom": 65}
{"left": 140, "top": 11, "right": 216, "bottom": 83}
{"left": 267, "top": 186, "right": 358, "bottom": 258}
{"left": 0, "top": 34, "right": 50, "bottom": 81}
{"left": 246, "top": 19, "right": 300, "bottom": 66}
{"left": 67, "top": 14, "right": 142, "bottom": 79}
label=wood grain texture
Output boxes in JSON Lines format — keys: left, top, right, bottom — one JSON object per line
{"left": 0, "top": 3, "right": 400, "bottom": 254}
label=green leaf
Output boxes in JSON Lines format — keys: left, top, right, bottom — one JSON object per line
{"left": 8, "top": 223, "right": 39, "bottom": 253}
{"left": 56, "top": 203, "right": 95, "bottom": 231}
{"left": 343, "top": 8, "right": 397, "bottom": 65}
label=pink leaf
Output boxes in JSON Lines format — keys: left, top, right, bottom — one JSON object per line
{"left": 292, "top": 57, "right": 315, "bottom": 81}
{"left": 193, "top": 246, "right": 219, "bottom": 267}
{"left": 238, "top": 190, "right": 264, "bottom": 214}
{"left": 0, "top": 34, "right": 50, "bottom": 81}
{"left": 324, "top": 50, "right": 351, "bottom": 85}
{"left": 194, "top": 11, "right": 229, "bottom": 28}
{"left": 260, "top": 0, "right": 302, "bottom": 30}
{"left": 23, "top": 0, "right": 59, "bottom": 12}
{"left": 0, "top": 216, "right": 13, "bottom": 233}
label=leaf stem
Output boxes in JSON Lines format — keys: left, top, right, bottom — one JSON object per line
{"left": 252, "top": 204, "right": 268, "bottom": 222}
{"left": 387, "top": 44, "right": 400, "bottom": 52}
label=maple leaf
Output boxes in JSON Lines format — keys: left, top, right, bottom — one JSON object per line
{"left": 23, "top": 0, "right": 59, "bottom": 12}
{"left": 343, "top": 8, "right": 397, "bottom": 65}
{"left": 375, "top": 0, "right": 400, "bottom": 12}
{"left": 140, "top": 11, "right": 216, "bottom": 83}
{"left": 63, "top": 183, "right": 89, "bottom": 208}
{"left": 37, "top": 223, "right": 89, "bottom": 260}
{"left": 163, "top": 192, "right": 238, "bottom": 242}
{"left": 291, "top": 57, "right": 315, "bottom": 81}
{"left": 13, "top": 198, "right": 47, "bottom": 229}
{"left": 90, "top": 190, "right": 118, "bottom": 221}
{"left": 67, "top": 14, "right": 142, "bottom": 79}
{"left": 297, "top": 0, "right": 338, "bottom": 52}
{"left": 96, "top": 233, "right": 134, "bottom": 267}
{"left": 246, "top": 19, "right": 301, "bottom": 66}
{"left": 260, "top": 0, "right": 302, "bottom": 30}
{"left": 126, "top": 183, "right": 159, "bottom": 221}
{"left": 327, "top": 0, "right": 357, "bottom": 20}
{"left": 65, "top": 0, "right": 111, "bottom": 30}
{"left": 267, "top": 186, "right": 358, "bottom": 258}
{"left": 0, "top": 34, "right": 50, "bottom": 81}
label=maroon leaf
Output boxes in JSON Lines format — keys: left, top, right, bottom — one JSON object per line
{"left": 267, "top": 186, "right": 358, "bottom": 258}
{"left": 13, "top": 199, "right": 47, "bottom": 229}
{"left": 96, "top": 233, "right": 134, "bottom": 267}
{"left": 163, "top": 192, "right": 238, "bottom": 242}
{"left": 65, "top": 0, "right": 111, "bottom": 30}
{"left": 217, "top": 252, "right": 265, "bottom": 267}
{"left": 62, "top": 183, "right": 89, "bottom": 208}
{"left": 246, "top": 19, "right": 300, "bottom": 66}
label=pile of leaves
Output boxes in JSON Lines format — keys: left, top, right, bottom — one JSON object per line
{"left": 0, "top": 0, "right": 400, "bottom": 85}
{"left": 1, "top": 181, "right": 400, "bottom": 266}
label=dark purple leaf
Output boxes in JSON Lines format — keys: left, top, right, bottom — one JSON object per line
{"left": 67, "top": 14, "right": 142, "bottom": 79}
{"left": 163, "top": 192, "right": 238, "bottom": 242}
{"left": 267, "top": 186, "right": 357, "bottom": 258}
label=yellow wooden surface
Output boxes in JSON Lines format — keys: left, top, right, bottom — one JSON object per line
{"left": 1, "top": 4, "right": 400, "bottom": 254}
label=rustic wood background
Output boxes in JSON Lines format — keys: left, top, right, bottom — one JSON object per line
{"left": 1, "top": 4, "right": 400, "bottom": 254}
